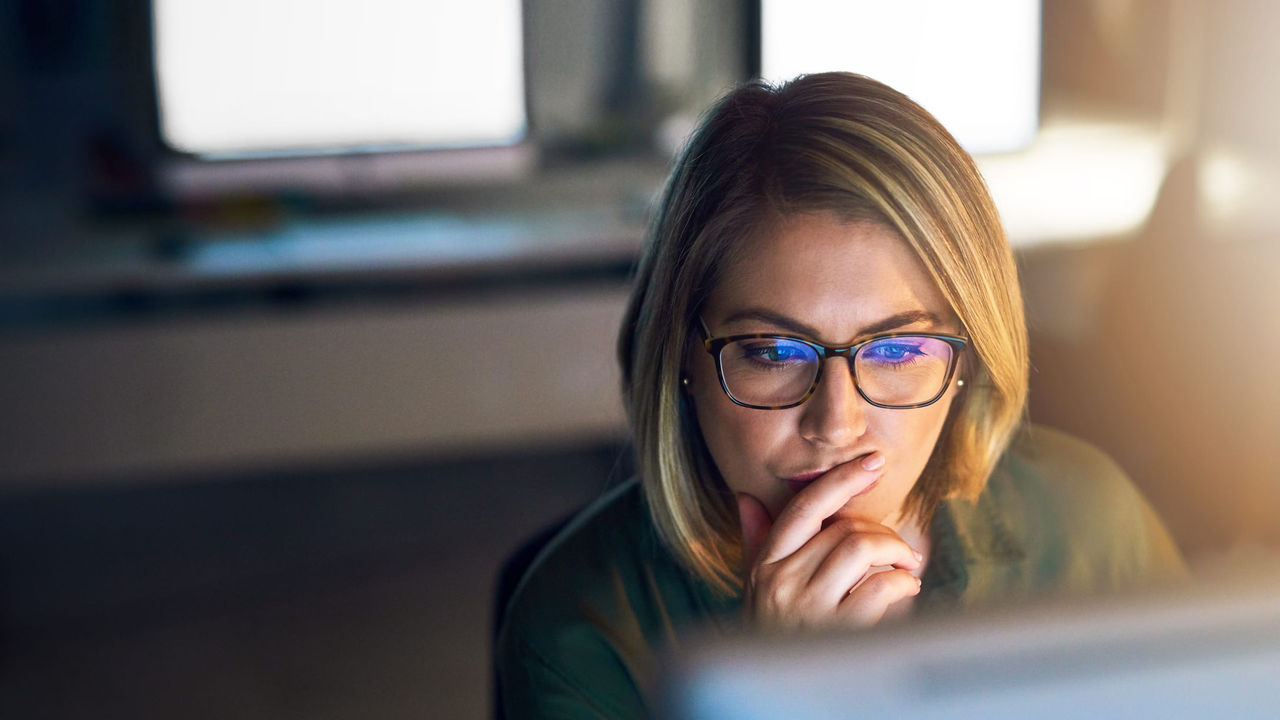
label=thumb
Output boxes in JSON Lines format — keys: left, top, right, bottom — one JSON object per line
{"left": 736, "top": 492, "right": 773, "bottom": 569}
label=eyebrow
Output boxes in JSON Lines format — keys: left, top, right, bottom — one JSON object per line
{"left": 719, "top": 308, "right": 944, "bottom": 341}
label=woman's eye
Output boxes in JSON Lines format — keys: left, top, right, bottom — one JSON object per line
{"left": 742, "top": 341, "right": 809, "bottom": 364}
{"left": 753, "top": 346, "right": 794, "bottom": 362}
{"left": 864, "top": 341, "right": 924, "bottom": 364}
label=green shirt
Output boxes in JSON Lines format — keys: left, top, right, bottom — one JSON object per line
{"left": 495, "top": 425, "right": 1187, "bottom": 719}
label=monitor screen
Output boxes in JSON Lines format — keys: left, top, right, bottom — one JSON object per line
{"left": 664, "top": 566, "right": 1280, "bottom": 719}
{"left": 153, "top": 0, "right": 526, "bottom": 159}
{"left": 758, "top": 0, "right": 1040, "bottom": 155}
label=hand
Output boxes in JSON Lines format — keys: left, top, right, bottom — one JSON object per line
{"left": 737, "top": 454, "right": 923, "bottom": 630}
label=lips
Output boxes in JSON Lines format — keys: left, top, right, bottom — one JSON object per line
{"left": 782, "top": 456, "right": 881, "bottom": 496}
{"left": 784, "top": 472, "right": 825, "bottom": 494}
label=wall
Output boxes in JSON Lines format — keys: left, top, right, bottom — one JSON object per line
{"left": 0, "top": 283, "right": 632, "bottom": 486}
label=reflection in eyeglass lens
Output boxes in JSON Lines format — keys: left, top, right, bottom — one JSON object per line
{"left": 719, "top": 336, "right": 953, "bottom": 407}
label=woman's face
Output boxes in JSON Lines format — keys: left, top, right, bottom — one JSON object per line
{"left": 687, "top": 212, "right": 963, "bottom": 529}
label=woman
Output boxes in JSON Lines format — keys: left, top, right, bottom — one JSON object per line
{"left": 496, "top": 72, "right": 1185, "bottom": 718}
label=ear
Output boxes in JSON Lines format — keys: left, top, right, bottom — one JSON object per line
{"left": 682, "top": 314, "right": 712, "bottom": 391}
{"left": 954, "top": 348, "right": 970, "bottom": 390}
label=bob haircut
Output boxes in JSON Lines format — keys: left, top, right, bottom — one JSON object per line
{"left": 617, "top": 72, "right": 1028, "bottom": 594}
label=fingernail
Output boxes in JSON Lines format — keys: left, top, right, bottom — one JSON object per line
{"left": 860, "top": 452, "right": 885, "bottom": 471}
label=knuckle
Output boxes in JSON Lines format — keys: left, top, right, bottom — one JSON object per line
{"left": 834, "top": 532, "right": 876, "bottom": 560}
{"left": 859, "top": 569, "right": 917, "bottom": 599}
{"left": 760, "top": 582, "right": 792, "bottom": 610}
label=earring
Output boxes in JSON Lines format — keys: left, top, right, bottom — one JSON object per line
{"left": 956, "top": 379, "right": 965, "bottom": 387}
{"left": 681, "top": 377, "right": 690, "bottom": 387}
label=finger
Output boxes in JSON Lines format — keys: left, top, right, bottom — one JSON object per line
{"left": 838, "top": 568, "right": 922, "bottom": 626}
{"left": 736, "top": 492, "right": 774, "bottom": 570}
{"left": 807, "top": 529, "right": 922, "bottom": 605}
{"left": 759, "top": 517, "right": 902, "bottom": 592}
{"left": 757, "top": 452, "right": 885, "bottom": 564}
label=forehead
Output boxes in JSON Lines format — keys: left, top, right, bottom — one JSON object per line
{"left": 705, "top": 213, "right": 953, "bottom": 341}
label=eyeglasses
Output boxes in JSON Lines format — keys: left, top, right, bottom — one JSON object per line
{"left": 701, "top": 322, "right": 967, "bottom": 410}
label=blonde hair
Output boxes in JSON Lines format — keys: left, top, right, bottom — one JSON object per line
{"left": 617, "top": 73, "right": 1028, "bottom": 594}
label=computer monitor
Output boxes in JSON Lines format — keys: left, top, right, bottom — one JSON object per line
{"left": 751, "top": 0, "right": 1041, "bottom": 155}
{"left": 664, "top": 564, "right": 1280, "bottom": 718}
{"left": 151, "top": 0, "right": 532, "bottom": 198}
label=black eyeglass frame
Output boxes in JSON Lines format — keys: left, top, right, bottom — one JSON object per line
{"left": 700, "top": 326, "right": 969, "bottom": 411}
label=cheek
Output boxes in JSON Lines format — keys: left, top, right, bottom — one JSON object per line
{"left": 881, "top": 390, "right": 956, "bottom": 473}
{"left": 692, "top": 391, "right": 770, "bottom": 484}
{"left": 688, "top": 361, "right": 788, "bottom": 493}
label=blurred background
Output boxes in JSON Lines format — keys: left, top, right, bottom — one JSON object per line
{"left": 1, "top": 0, "right": 1277, "bottom": 717}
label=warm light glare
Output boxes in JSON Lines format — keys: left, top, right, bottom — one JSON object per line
{"left": 761, "top": 0, "right": 1040, "bottom": 154}
{"left": 154, "top": 0, "right": 526, "bottom": 158}
{"left": 977, "top": 122, "right": 1167, "bottom": 246}
{"left": 1201, "top": 151, "right": 1247, "bottom": 217}
{"left": 1199, "top": 146, "right": 1280, "bottom": 239}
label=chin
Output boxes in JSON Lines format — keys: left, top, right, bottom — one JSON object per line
{"left": 833, "top": 501, "right": 889, "bottom": 524}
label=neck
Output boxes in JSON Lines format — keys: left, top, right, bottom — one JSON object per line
{"left": 890, "top": 509, "right": 931, "bottom": 576}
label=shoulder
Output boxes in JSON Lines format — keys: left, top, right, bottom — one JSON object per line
{"left": 998, "top": 424, "right": 1140, "bottom": 515}
{"left": 985, "top": 424, "right": 1187, "bottom": 591}
{"left": 504, "top": 477, "right": 666, "bottom": 621}
{"left": 495, "top": 478, "right": 717, "bottom": 719}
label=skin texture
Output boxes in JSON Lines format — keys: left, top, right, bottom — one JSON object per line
{"left": 686, "top": 212, "right": 965, "bottom": 628}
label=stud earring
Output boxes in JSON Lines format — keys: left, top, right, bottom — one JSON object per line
{"left": 681, "top": 377, "right": 690, "bottom": 387}
{"left": 956, "top": 379, "right": 965, "bottom": 387}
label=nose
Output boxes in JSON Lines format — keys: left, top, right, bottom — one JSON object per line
{"left": 798, "top": 357, "right": 868, "bottom": 447}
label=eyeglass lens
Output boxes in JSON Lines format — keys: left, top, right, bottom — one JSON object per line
{"left": 718, "top": 336, "right": 954, "bottom": 407}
